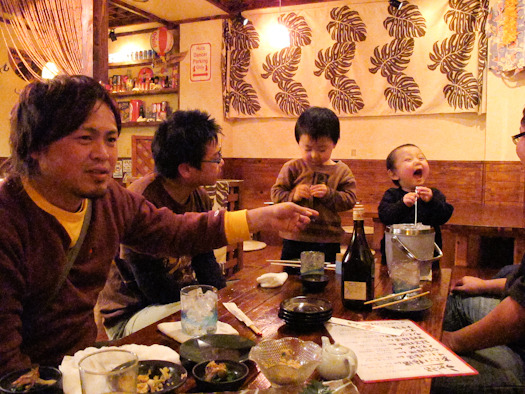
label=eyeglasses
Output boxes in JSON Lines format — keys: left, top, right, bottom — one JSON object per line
{"left": 512, "top": 131, "right": 525, "bottom": 145}
{"left": 201, "top": 150, "right": 222, "bottom": 164}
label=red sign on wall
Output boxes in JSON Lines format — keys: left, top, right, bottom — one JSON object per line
{"left": 190, "top": 43, "right": 211, "bottom": 82}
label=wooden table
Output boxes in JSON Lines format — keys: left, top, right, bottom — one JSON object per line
{"left": 116, "top": 247, "right": 451, "bottom": 393}
{"left": 441, "top": 203, "right": 525, "bottom": 267}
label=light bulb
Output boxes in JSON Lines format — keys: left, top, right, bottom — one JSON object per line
{"left": 42, "top": 62, "right": 59, "bottom": 79}
{"left": 267, "top": 22, "right": 290, "bottom": 49}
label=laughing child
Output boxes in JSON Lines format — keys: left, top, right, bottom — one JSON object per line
{"left": 378, "top": 144, "right": 454, "bottom": 264}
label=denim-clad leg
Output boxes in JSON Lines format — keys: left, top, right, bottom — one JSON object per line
{"left": 431, "top": 295, "right": 525, "bottom": 393}
{"left": 442, "top": 294, "right": 501, "bottom": 332}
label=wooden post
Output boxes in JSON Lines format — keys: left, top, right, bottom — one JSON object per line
{"left": 81, "top": 0, "right": 108, "bottom": 82}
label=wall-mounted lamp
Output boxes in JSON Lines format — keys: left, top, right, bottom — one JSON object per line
{"left": 268, "top": 0, "right": 290, "bottom": 49}
{"left": 389, "top": 0, "right": 405, "bottom": 9}
{"left": 236, "top": 12, "right": 249, "bottom": 26}
{"left": 109, "top": 30, "right": 117, "bottom": 42}
{"left": 41, "top": 62, "right": 59, "bottom": 79}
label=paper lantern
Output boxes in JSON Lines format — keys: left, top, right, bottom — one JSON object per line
{"left": 150, "top": 27, "right": 174, "bottom": 57}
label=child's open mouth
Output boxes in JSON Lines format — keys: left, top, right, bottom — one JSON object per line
{"left": 413, "top": 169, "right": 423, "bottom": 177}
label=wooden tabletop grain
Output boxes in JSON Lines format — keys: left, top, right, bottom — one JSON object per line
{"left": 115, "top": 246, "right": 451, "bottom": 393}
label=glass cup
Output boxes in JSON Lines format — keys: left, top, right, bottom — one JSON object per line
{"left": 79, "top": 349, "right": 138, "bottom": 394}
{"left": 388, "top": 260, "right": 420, "bottom": 293}
{"left": 181, "top": 284, "right": 218, "bottom": 337}
{"left": 300, "top": 251, "right": 325, "bottom": 276}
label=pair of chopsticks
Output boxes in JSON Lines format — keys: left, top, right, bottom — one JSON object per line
{"left": 267, "top": 259, "right": 336, "bottom": 271}
{"left": 365, "top": 287, "right": 429, "bottom": 310}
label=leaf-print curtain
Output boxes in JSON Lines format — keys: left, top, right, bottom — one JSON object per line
{"left": 222, "top": 0, "right": 488, "bottom": 119}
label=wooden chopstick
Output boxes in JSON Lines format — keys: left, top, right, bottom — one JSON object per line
{"left": 269, "top": 261, "right": 336, "bottom": 271}
{"left": 267, "top": 259, "right": 334, "bottom": 265}
{"left": 372, "top": 291, "right": 430, "bottom": 310}
{"left": 364, "top": 287, "right": 423, "bottom": 305}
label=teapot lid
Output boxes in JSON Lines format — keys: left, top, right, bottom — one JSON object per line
{"left": 326, "top": 343, "right": 350, "bottom": 355}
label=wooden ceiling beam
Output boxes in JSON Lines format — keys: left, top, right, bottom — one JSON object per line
{"left": 110, "top": 0, "right": 176, "bottom": 28}
{"left": 203, "top": 0, "right": 335, "bottom": 13}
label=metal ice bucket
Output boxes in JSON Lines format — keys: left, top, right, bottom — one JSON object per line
{"left": 385, "top": 223, "right": 443, "bottom": 281}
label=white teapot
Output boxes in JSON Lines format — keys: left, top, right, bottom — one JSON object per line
{"left": 317, "top": 336, "right": 358, "bottom": 381}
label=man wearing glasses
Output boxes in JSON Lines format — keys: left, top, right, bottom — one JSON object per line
{"left": 98, "top": 110, "right": 228, "bottom": 339}
{"left": 431, "top": 117, "right": 525, "bottom": 392}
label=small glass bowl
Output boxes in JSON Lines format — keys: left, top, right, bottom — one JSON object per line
{"left": 249, "top": 337, "right": 322, "bottom": 387}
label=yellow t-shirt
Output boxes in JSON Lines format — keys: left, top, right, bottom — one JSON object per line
{"left": 22, "top": 179, "right": 87, "bottom": 247}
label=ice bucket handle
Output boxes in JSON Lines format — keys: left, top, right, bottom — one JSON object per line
{"left": 391, "top": 235, "right": 443, "bottom": 264}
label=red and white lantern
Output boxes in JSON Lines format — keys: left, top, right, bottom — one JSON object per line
{"left": 150, "top": 27, "right": 174, "bottom": 57}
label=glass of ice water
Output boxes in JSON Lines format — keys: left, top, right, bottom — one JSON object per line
{"left": 300, "top": 251, "right": 325, "bottom": 276}
{"left": 389, "top": 260, "right": 420, "bottom": 293}
{"left": 180, "top": 284, "right": 218, "bottom": 337}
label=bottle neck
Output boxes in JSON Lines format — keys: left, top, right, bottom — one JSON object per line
{"left": 353, "top": 205, "right": 365, "bottom": 221}
{"left": 353, "top": 219, "right": 365, "bottom": 230}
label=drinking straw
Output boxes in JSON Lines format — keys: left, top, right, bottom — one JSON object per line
{"left": 414, "top": 197, "right": 418, "bottom": 225}
{"left": 414, "top": 186, "right": 419, "bottom": 225}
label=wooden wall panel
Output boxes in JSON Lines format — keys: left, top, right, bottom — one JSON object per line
{"left": 222, "top": 158, "right": 286, "bottom": 209}
{"left": 428, "top": 161, "right": 484, "bottom": 204}
{"left": 344, "top": 159, "right": 392, "bottom": 207}
{"left": 222, "top": 159, "right": 500, "bottom": 209}
{"left": 221, "top": 158, "right": 525, "bottom": 246}
{"left": 483, "top": 162, "right": 525, "bottom": 205}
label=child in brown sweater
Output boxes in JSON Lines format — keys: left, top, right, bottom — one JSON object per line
{"left": 271, "top": 107, "right": 357, "bottom": 265}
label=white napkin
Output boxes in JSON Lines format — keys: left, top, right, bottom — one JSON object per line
{"left": 256, "top": 272, "right": 288, "bottom": 288}
{"left": 157, "top": 321, "right": 238, "bottom": 343}
{"left": 59, "top": 344, "right": 179, "bottom": 394}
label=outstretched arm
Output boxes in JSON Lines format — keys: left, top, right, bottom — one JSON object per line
{"left": 442, "top": 296, "right": 525, "bottom": 353}
{"left": 247, "top": 202, "right": 318, "bottom": 234}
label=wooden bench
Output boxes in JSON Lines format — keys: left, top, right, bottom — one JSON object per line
{"left": 442, "top": 203, "right": 525, "bottom": 267}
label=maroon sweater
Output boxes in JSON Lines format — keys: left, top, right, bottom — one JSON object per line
{"left": 0, "top": 178, "right": 227, "bottom": 374}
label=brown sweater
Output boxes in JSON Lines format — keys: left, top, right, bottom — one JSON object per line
{"left": 271, "top": 159, "right": 357, "bottom": 243}
{"left": 0, "top": 177, "right": 227, "bottom": 374}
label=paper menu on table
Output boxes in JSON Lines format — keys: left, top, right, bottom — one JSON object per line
{"left": 325, "top": 319, "right": 477, "bottom": 382}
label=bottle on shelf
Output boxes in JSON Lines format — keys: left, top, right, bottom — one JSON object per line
{"left": 341, "top": 203, "right": 375, "bottom": 309}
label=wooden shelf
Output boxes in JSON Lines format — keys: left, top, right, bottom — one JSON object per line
{"left": 111, "top": 88, "right": 178, "bottom": 98}
{"left": 109, "top": 52, "right": 186, "bottom": 69}
{"left": 122, "top": 121, "right": 163, "bottom": 128}
{"left": 109, "top": 60, "right": 156, "bottom": 69}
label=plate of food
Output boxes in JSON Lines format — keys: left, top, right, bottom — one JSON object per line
{"left": 179, "top": 334, "right": 255, "bottom": 365}
{"left": 136, "top": 360, "right": 187, "bottom": 393}
{"left": 192, "top": 359, "right": 248, "bottom": 392}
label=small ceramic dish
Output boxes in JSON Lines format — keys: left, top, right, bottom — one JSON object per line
{"left": 0, "top": 366, "right": 62, "bottom": 393}
{"left": 179, "top": 334, "right": 255, "bottom": 368}
{"left": 249, "top": 337, "right": 322, "bottom": 387}
{"left": 301, "top": 274, "right": 329, "bottom": 292}
{"left": 192, "top": 359, "right": 249, "bottom": 392}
